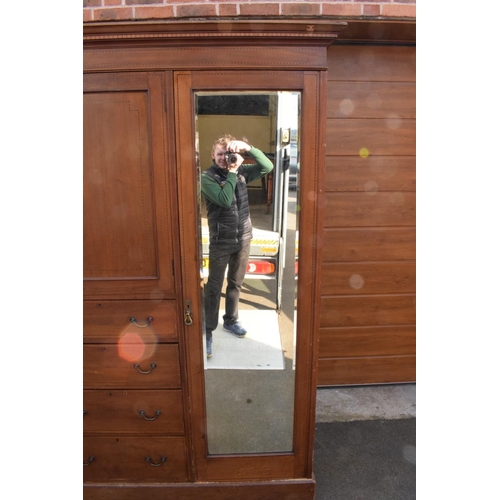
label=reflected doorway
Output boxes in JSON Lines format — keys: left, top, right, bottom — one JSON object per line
{"left": 195, "top": 91, "right": 300, "bottom": 454}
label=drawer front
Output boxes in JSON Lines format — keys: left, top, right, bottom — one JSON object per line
{"left": 83, "top": 390, "right": 184, "bottom": 434}
{"left": 83, "top": 436, "right": 189, "bottom": 483}
{"left": 84, "top": 300, "right": 178, "bottom": 343}
{"left": 84, "top": 344, "right": 181, "bottom": 389}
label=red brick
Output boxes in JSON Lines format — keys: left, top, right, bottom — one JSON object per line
{"left": 175, "top": 4, "right": 217, "bottom": 18}
{"left": 381, "top": 4, "right": 416, "bottom": 18}
{"left": 135, "top": 5, "right": 175, "bottom": 19}
{"left": 125, "top": 0, "right": 164, "bottom": 5}
{"left": 240, "top": 3, "right": 280, "bottom": 17}
{"left": 280, "top": 2, "right": 321, "bottom": 17}
{"left": 103, "top": 0, "right": 123, "bottom": 6}
{"left": 219, "top": 4, "right": 239, "bottom": 17}
{"left": 83, "top": 0, "right": 101, "bottom": 7}
{"left": 363, "top": 4, "right": 381, "bottom": 17}
{"left": 83, "top": 9, "right": 93, "bottom": 22}
{"left": 322, "top": 4, "right": 362, "bottom": 16}
{"left": 93, "top": 7, "right": 134, "bottom": 21}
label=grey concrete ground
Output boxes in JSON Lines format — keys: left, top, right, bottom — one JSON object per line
{"left": 313, "top": 384, "right": 416, "bottom": 500}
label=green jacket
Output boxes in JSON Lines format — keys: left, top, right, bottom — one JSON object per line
{"left": 200, "top": 147, "right": 273, "bottom": 208}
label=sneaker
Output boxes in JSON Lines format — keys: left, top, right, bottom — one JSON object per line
{"left": 223, "top": 322, "right": 247, "bottom": 338}
{"left": 206, "top": 337, "right": 213, "bottom": 358}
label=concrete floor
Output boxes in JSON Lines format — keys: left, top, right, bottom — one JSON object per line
{"left": 313, "top": 384, "right": 416, "bottom": 499}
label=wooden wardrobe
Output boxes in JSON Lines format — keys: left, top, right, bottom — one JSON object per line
{"left": 83, "top": 20, "right": 343, "bottom": 499}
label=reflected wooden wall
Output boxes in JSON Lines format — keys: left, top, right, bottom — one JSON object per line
{"left": 318, "top": 45, "right": 416, "bottom": 386}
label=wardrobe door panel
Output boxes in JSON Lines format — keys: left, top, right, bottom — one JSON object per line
{"left": 83, "top": 72, "right": 176, "bottom": 299}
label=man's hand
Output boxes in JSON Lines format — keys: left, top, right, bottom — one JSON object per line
{"left": 227, "top": 140, "right": 251, "bottom": 154}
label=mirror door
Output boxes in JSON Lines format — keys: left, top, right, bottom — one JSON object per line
{"left": 195, "top": 91, "right": 300, "bottom": 454}
{"left": 174, "top": 70, "right": 323, "bottom": 480}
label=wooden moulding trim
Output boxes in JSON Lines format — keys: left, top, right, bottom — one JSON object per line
{"left": 83, "top": 19, "right": 348, "bottom": 38}
{"left": 83, "top": 478, "right": 316, "bottom": 500}
{"left": 84, "top": 32, "right": 341, "bottom": 41}
{"left": 84, "top": 46, "right": 329, "bottom": 71}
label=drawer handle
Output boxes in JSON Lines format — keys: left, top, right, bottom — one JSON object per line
{"left": 146, "top": 456, "right": 166, "bottom": 467}
{"left": 139, "top": 409, "right": 162, "bottom": 421}
{"left": 83, "top": 456, "right": 95, "bottom": 466}
{"left": 130, "top": 316, "right": 153, "bottom": 328}
{"left": 133, "top": 362, "right": 157, "bottom": 374}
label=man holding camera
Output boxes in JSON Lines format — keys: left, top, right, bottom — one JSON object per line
{"left": 201, "top": 134, "right": 274, "bottom": 357}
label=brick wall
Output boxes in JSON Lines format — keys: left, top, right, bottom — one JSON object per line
{"left": 83, "top": 1, "right": 416, "bottom": 23}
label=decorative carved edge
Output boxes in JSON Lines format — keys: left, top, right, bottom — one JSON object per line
{"left": 84, "top": 32, "right": 340, "bottom": 41}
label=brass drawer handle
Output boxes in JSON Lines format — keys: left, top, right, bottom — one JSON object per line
{"left": 130, "top": 316, "right": 153, "bottom": 328}
{"left": 83, "top": 456, "right": 95, "bottom": 466}
{"left": 133, "top": 362, "right": 157, "bottom": 374}
{"left": 139, "top": 409, "right": 162, "bottom": 421}
{"left": 146, "top": 456, "right": 166, "bottom": 467}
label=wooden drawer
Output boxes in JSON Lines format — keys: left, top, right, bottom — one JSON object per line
{"left": 83, "top": 390, "right": 184, "bottom": 434}
{"left": 83, "top": 436, "right": 189, "bottom": 483}
{"left": 84, "top": 344, "right": 181, "bottom": 389}
{"left": 83, "top": 300, "right": 178, "bottom": 343}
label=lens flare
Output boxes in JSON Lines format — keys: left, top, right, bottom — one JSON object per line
{"left": 118, "top": 324, "right": 158, "bottom": 362}
{"left": 360, "top": 148, "right": 369, "bottom": 158}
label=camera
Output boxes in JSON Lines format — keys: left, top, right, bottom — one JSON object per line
{"left": 225, "top": 151, "right": 238, "bottom": 164}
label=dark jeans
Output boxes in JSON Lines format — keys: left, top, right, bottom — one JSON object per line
{"left": 204, "top": 239, "right": 251, "bottom": 341}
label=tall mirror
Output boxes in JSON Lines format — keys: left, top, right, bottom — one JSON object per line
{"left": 195, "top": 91, "right": 300, "bottom": 454}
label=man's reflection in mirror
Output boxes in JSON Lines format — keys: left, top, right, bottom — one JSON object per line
{"left": 200, "top": 134, "right": 273, "bottom": 357}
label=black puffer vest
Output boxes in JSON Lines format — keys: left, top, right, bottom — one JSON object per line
{"left": 203, "top": 164, "right": 252, "bottom": 245}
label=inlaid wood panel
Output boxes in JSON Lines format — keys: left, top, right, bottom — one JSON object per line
{"left": 83, "top": 436, "right": 188, "bottom": 483}
{"left": 83, "top": 72, "right": 176, "bottom": 300}
{"left": 317, "top": 355, "right": 416, "bottom": 386}
{"left": 324, "top": 156, "right": 416, "bottom": 192}
{"left": 322, "top": 227, "right": 416, "bottom": 262}
{"left": 320, "top": 262, "right": 415, "bottom": 295}
{"left": 324, "top": 192, "right": 416, "bottom": 227}
{"left": 83, "top": 344, "right": 181, "bottom": 389}
{"left": 83, "top": 300, "right": 178, "bottom": 343}
{"left": 83, "top": 91, "right": 157, "bottom": 279}
{"left": 83, "top": 389, "right": 184, "bottom": 434}
{"left": 319, "top": 325, "right": 415, "bottom": 358}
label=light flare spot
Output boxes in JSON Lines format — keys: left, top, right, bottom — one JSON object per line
{"left": 390, "top": 192, "right": 405, "bottom": 206}
{"left": 359, "top": 147, "right": 370, "bottom": 158}
{"left": 349, "top": 274, "right": 365, "bottom": 290}
{"left": 118, "top": 332, "right": 146, "bottom": 362}
{"left": 307, "top": 191, "right": 317, "bottom": 202}
{"left": 364, "top": 180, "right": 379, "bottom": 195}
{"left": 339, "top": 98, "right": 354, "bottom": 116}
{"left": 118, "top": 324, "right": 159, "bottom": 362}
{"left": 386, "top": 113, "right": 402, "bottom": 130}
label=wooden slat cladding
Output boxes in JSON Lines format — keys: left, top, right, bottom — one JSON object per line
{"left": 324, "top": 192, "right": 416, "bottom": 227}
{"left": 319, "top": 45, "right": 416, "bottom": 386}
{"left": 327, "top": 46, "right": 416, "bottom": 82}
{"left": 325, "top": 156, "right": 416, "bottom": 192}
{"left": 321, "top": 262, "right": 415, "bottom": 295}
{"left": 318, "top": 356, "right": 416, "bottom": 386}
{"left": 326, "top": 118, "right": 415, "bottom": 156}
{"left": 323, "top": 227, "right": 416, "bottom": 262}
{"left": 327, "top": 82, "right": 416, "bottom": 119}
{"left": 319, "top": 326, "right": 416, "bottom": 358}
